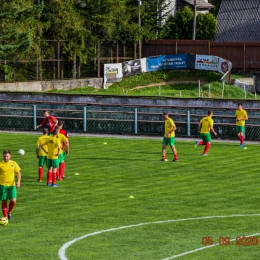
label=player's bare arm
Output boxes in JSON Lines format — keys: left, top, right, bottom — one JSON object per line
{"left": 210, "top": 126, "right": 217, "bottom": 136}
{"left": 36, "top": 146, "right": 40, "bottom": 158}
{"left": 66, "top": 140, "right": 70, "bottom": 154}
{"left": 167, "top": 126, "right": 175, "bottom": 138}
{"left": 16, "top": 171, "right": 21, "bottom": 188}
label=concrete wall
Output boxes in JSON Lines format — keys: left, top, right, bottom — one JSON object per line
{"left": 0, "top": 78, "right": 103, "bottom": 92}
{"left": 233, "top": 77, "right": 255, "bottom": 93}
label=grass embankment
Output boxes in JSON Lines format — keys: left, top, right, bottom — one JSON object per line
{"left": 47, "top": 70, "right": 257, "bottom": 99}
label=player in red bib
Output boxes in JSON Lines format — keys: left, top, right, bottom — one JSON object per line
{"left": 36, "top": 110, "right": 58, "bottom": 134}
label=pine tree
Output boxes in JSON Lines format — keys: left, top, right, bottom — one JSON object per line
{"left": 0, "top": 0, "right": 43, "bottom": 59}
{"left": 141, "top": 0, "right": 172, "bottom": 39}
{"left": 40, "top": 0, "right": 96, "bottom": 66}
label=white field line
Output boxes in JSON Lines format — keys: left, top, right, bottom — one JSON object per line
{"left": 58, "top": 213, "right": 260, "bottom": 260}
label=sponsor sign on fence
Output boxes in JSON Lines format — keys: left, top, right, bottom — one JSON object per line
{"left": 104, "top": 54, "right": 232, "bottom": 87}
{"left": 146, "top": 54, "right": 187, "bottom": 72}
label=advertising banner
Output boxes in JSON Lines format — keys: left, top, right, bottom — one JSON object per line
{"left": 218, "top": 57, "right": 232, "bottom": 74}
{"left": 122, "top": 59, "right": 142, "bottom": 77}
{"left": 195, "top": 55, "right": 219, "bottom": 71}
{"left": 146, "top": 54, "right": 187, "bottom": 72}
{"left": 140, "top": 58, "right": 147, "bottom": 73}
{"left": 103, "top": 63, "right": 123, "bottom": 87}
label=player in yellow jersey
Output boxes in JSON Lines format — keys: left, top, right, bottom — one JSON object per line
{"left": 195, "top": 110, "right": 217, "bottom": 156}
{"left": 235, "top": 103, "right": 248, "bottom": 148}
{"left": 161, "top": 112, "right": 178, "bottom": 162}
{"left": 40, "top": 127, "right": 61, "bottom": 187}
{"left": 55, "top": 125, "right": 69, "bottom": 181}
{"left": 36, "top": 128, "right": 49, "bottom": 182}
{"left": 0, "top": 150, "right": 21, "bottom": 224}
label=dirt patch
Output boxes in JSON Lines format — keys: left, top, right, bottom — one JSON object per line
{"left": 131, "top": 80, "right": 207, "bottom": 90}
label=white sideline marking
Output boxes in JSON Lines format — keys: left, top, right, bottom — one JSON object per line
{"left": 58, "top": 214, "right": 260, "bottom": 260}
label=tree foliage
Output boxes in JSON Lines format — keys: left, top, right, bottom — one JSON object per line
{"left": 160, "top": 6, "right": 217, "bottom": 40}
{"left": 141, "top": 0, "right": 172, "bottom": 40}
{"left": 0, "top": 0, "right": 218, "bottom": 80}
{"left": 196, "top": 12, "right": 217, "bottom": 40}
{"left": 160, "top": 6, "right": 193, "bottom": 40}
{"left": 38, "top": 0, "right": 95, "bottom": 64}
{"left": 209, "top": 0, "right": 222, "bottom": 17}
{"left": 0, "top": 0, "right": 43, "bottom": 60}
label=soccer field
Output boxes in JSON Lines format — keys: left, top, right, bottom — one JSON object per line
{"left": 0, "top": 132, "right": 260, "bottom": 260}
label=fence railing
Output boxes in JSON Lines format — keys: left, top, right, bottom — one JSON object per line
{"left": 0, "top": 102, "right": 259, "bottom": 140}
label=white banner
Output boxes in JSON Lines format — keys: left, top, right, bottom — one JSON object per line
{"left": 218, "top": 57, "right": 232, "bottom": 74}
{"left": 103, "top": 63, "right": 123, "bottom": 88}
{"left": 195, "top": 55, "right": 219, "bottom": 71}
{"left": 140, "top": 58, "right": 147, "bottom": 72}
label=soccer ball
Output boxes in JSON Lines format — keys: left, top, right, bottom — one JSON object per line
{"left": 18, "top": 149, "right": 25, "bottom": 155}
{"left": 0, "top": 217, "right": 8, "bottom": 226}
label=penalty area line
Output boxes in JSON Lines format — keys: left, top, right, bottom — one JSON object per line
{"left": 58, "top": 213, "right": 260, "bottom": 260}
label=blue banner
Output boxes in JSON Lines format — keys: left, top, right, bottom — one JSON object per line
{"left": 146, "top": 54, "right": 187, "bottom": 72}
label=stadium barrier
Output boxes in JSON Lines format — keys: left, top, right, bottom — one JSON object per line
{"left": 0, "top": 102, "right": 259, "bottom": 141}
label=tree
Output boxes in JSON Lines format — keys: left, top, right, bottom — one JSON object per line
{"left": 0, "top": 0, "right": 44, "bottom": 59}
{"left": 141, "top": 0, "right": 172, "bottom": 40}
{"left": 160, "top": 6, "right": 217, "bottom": 40}
{"left": 196, "top": 12, "right": 217, "bottom": 40}
{"left": 40, "top": 0, "right": 94, "bottom": 64}
{"left": 209, "top": 0, "right": 222, "bottom": 17}
{"left": 160, "top": 6, "right": 193, "bottom": 39}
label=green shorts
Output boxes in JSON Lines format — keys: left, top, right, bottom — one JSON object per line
{"left": 0, "top": 185, "right": 17, "bottom": 200}
{"left": 162, "top": 137, "right": 175, "bottom": 146}
{"left": 46, "top": 158, "right": 59, "bottom": 168}
{"left": 201, "top": 133, "right": 211, "bottom": 143}
{"left": 58, "top": 151, "right": 66, "bottom": 163}
{"left": 38, "top": 156, "right": 47, "bottom": 167}
{"left": 236, "top": 125, "right": 245, "bottom": 133}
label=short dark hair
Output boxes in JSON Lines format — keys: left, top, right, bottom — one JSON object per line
{"left": 238, "top": 103, "right": 243, "bottom": 107}
{"left": 3, "top": 150, "right": 11, "bottom": 155}
{"left": 43, "top": 128, "right": 49, "bottom": 134}
{"left": 53, "top": 126, "right": 60, "bottom": 135}
{"left": 57, "top": 120, "right": 64, "bottom": 127}
{"left": 208, "top": 110, "right": 213, "bottom": 115}
{"left": 163, "top": 112, "right": 169, "bottom": 115}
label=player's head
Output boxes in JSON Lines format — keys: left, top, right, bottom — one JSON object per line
{"left": 44, "top": 110, "right": 50, "bottom": 117}
{"left": 57, "top": 120, "right": 64, "bottom": 129}
{"left": 163, "top": 112, "right": 169, "bottom": 119}
{"left": 238, "top": 103, "right": 243, "bottom": 110}
{"left": 208, "top": 110, "right": 213, "bottom": 117}
{"left": 3, "top": 150, "right": 11, "bottom": 162}
{"left": 43, "top": 128, "right": 49, "bottom": 135}
{"left": 53, "top": 126, "right": 60, "bottom": 135}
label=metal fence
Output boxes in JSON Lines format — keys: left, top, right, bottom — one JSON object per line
{"left": 0, "top": 102, "right": 260, "bottom": 140}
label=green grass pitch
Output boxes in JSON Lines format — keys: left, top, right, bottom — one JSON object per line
{"left": 0, "top": 132, "right": 260, "bottom": 260}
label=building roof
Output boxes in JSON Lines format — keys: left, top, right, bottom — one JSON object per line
{"left": 182, "top": 0, "right": 215, "bottom": 10}
{"left": 214, "top": 0, "right": 260, "bottom": 42}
